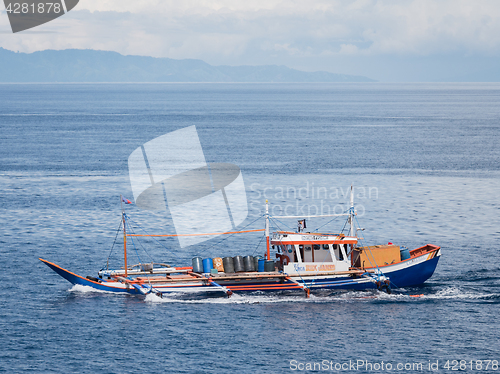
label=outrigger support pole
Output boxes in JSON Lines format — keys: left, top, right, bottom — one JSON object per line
{"left": 186, "top": 272, "right": 234, "bottom": 298}
{"left": 285, "top": 276, "right": 311, "bottom": 298}
{"left": 208, "top": 278, "right": 233, "bottom": 298}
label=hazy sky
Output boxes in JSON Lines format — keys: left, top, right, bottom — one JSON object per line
{"left": 1, "top": 0, "right": 500, "bottom": 81}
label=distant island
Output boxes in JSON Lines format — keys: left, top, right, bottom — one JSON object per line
{"left": 0, "top": 48, "right": 375, "bottom": 83}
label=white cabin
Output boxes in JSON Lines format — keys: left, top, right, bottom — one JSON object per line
{"left": 271, "top": 232, "right": 358, "bottom": 275}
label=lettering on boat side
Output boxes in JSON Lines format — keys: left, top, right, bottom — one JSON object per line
{"left": 3, "top": 0, "right": 79, "bottom": 33}
{"left": 301, "top": 235, "right": 329, "bottom": 241}
{"left": 127, "top": 126, "right": 248, "bottom": 247}
{"left": 305, "top": 264, "right": 336, "bottom": 272}
{"left": 293, "top": 264, "right": 305, "bottom": 272}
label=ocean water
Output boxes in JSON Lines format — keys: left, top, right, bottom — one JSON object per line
{"left": 0, "top": 83, "right": 499, "bottom": 373}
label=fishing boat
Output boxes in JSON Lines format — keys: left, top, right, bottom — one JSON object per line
{"left": 40, "top": 187, "right": 441, "bottom": 298}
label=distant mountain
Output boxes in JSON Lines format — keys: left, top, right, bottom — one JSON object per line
{"left": 0, "top": 48, "right": 375, "bottom": 83}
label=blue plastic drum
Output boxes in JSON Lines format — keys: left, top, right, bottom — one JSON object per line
{"left": 258, "top": 258, "right": 265, "bottom": 272}
{"left": 253, "top": 256, "right": 262, "bottom": 270}
{"left": 202, "top": 258, "right": 214, "bottom": 273}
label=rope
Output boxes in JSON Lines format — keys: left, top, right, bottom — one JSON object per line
{"left": 102, "top": 218, "right": 123, "bottom": 271}
{"left": 268, "top": 216, "right": 318, "bottom": 292}
{"left": 250, "top": 233, "right": 266, "bottom": 257}
{"left": 313, "top": 210, "right": 345, "bottom": 232}
{"left": 353, "top": 214, "right": 381, "bottom": 273}
{"left": 268, "top": 215, "right": 295, "bottom": 232}
{"left": 125, "top": 214, "right": 178, "bottom": 259}
{"left": 196, "top": 213, "right": 266, "bottom": 257}
{"left": 123, "top": 216, "right": 144, "bottom": 266}
{"left": 126, "top": 228, "right": 265, "bottom": 237}
{"left": 124, "top": 215, "right": 154, "bottom": 263}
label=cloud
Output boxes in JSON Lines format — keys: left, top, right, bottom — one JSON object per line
{"left": 339, "top": 44, "right": 359, "bottom": 55}
{"left": 1, "top": 0, "right": 500, "bottom": 80}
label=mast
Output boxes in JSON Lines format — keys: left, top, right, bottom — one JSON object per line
{"left": 120, "top": 195, "right": 128, "bottom": 277}
{"left": 347, "top": 185, "right": 355, "bottom": 260}
{"left": 349, "top": 185, "right": 355, "bottom": 237}
{"left": 265, "top": 199, "right": 270, "bottom": 260}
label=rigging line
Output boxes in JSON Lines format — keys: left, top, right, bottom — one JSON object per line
{"left": 268, "top": 218, "right": 339, "bottom": 291}
{"left": 125, "top": 218, "right": 155, "bottom": 263}
{"left": 123, "top": 215, "right": 144, "bottom": 265}
{"left": 274, "top": 210, "right": 346, "bottom": 289}
{"left": 291, "top": 265, "right": 310, "bottom": 293}
{"left": 276, "top": 237, "right": 337, "bottom": 291}
{"left": 196, "top": 213, "right": 266, "bottom": 256}
{"left": 272, "top": 210, "right": 343, "bottom": 235}
{"left": 270, "top": 205, "right": 347, "bottom": 233}
{"left": 268, "top": 215, "right": 295, "bottom": 232}
{"left": 124, "top": 214, "right": 156, "bottom": 262}
{"left": 339, "top": 205, "right": 353, "bottom": 235}
{"left": 271, "top": 218, "right": 309, "bottom": 288}
{"left": 352, "top": 214, "right": 386, "bottom": 280}
{"left": 305, "top": 246, "right": 340, "bottom": 289}
{"left": 354, "top": 210, "right": 400, "bottom": 276}
{"left": 127, "top": 229, "right": 265, "bottom": 237}
{"left": 103, "top": 218, "right": 123, "bottom": 270}
{"left": 312, "top": 209, "right": 346, "bottom": 232}
{"left": 125, "top": 215, "right": 178, "bottom": 259}
{"left": 340, "top": 217, "right": 349, "bottom": 234}
{"left": 250, "top": 232, "right": 266, "bottom": 257}
{"left": 269, "top": 217, "right": 292, "bottom": 238}
{"left": 124, "top": 218, "right": 165, "bottom": 289}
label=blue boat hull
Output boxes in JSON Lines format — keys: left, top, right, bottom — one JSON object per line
{"left": 41, "top": 249, "right": 440, "bottom": 295}
{"left": 40, "top": 258, "right": 139, "bottom": 294}
{"left": 293, "top": 254, "right": 440, "bottom": 291}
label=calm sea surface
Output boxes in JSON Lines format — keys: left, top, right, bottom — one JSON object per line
{"left": 0, "top": 83, "right": 499, "bottom": 373}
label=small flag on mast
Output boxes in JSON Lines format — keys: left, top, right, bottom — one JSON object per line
{"left": 122, "top": 196, "right": 132, "bottom": 204}
{"left": 298, "top": 219, "right": 306, "bottom": 232}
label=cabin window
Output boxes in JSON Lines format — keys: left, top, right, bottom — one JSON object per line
{"left": 323, "top": 244, "right": 329, "bottom": 250}
{"left": 305, "top": 246, "right": 311, "bottom": 251}
{"left": 333, "top": 244, "right": 344, "bottom": 261}
{"left": 299, "top": 245, "right": 304, "bottom": 250}
{"left": 287, "top": 245, "right": 293, "bottom": 253}
{"left": 313, "top": 244, "right": 320, "bottom": 250}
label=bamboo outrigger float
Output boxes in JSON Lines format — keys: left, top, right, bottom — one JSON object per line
{"left": 40, "top": 187, "right": 441, "bottom": 298}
